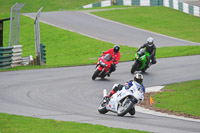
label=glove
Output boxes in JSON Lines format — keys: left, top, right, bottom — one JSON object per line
{"left": 128, "top": 82, "right": 133, "bottom": 86}
{"left": 125, "top": 86, "right": 129, "bottom": 90}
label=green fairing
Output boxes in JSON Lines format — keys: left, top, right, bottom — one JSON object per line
{"left": 134, "top": 50, "right": 150, "bottom": 70}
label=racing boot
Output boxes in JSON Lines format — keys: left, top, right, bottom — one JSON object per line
{"left": 106, "top": 72, "right": 110, "bottom": 77}
{"left": 104, "top": 90, "right": 115, "bottom": 102}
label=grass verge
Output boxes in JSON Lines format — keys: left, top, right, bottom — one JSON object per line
{"left": 152, "top": 80, "right": 200, "bottom": 117}
{"left": 0, "top": 113, "right": 149, "bottom": 133}
{"left": 0, "top": 0, "right": 100, "bottom": 13}
{"left": 92, "top": 6, "right": 200, "bottom": 43}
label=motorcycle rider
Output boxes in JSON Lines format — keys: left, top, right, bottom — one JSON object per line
{"left": 105, "top": 73, "right": 145, "bottom": 101}
{"left": 102, "top": 45, "right": 121, "bottom": 76}
{"left": 137, "top": 37, "right": 157, "bottom": 67}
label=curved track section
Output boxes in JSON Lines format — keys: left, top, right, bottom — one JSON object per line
{"left": 24, "top": 10, "right": 200, "bottom": 48}
{"left": 0, "top": 55, "right": 200, "bottom": 133}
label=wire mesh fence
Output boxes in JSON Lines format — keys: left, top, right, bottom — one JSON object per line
{"left": 9, "top": 3, "right": 25, "bottom": 47}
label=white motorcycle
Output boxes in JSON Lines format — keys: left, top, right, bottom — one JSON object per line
{"left": 98, "top": 81, "right": 144, "bottom": 116}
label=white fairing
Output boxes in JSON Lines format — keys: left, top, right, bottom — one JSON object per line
{"left": 106, "top": 81, "right": 144, "bottom": 112}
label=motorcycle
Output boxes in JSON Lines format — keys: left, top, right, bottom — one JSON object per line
{"left": 98, "top": 81, "right": 144, "bottom": 116}
{"left": 92, "top": 54, "right": 113, "bottom": 80}
{"left": 131, "top": 48, "right": 150, "bottom": 74}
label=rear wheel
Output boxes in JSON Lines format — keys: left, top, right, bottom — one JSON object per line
{"left": 117, "top": 98, "right": 134, "bottom": 116}
{"left": 98, "top": 99, "right": 108, "bottom": 114}
{"left": 131, "top": 61, "right": 138, "bottom": 74}
{"left": 92, "top": 69, "right": 101, "bottom": 80}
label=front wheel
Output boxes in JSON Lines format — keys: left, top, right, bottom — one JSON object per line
{"left": 131, "top": 61, "right": 138, "bottom": 74}
{"left": 98, "top": 99, "right": 108, "bottom": 114}
{"left": 142, "top": 66, "right": 147, "bottom": 72}
{"left": 92, "top": 69, "right": 101, "bottom": 80}
{"left": 117, "top": 98, "right": 134, "bottom": 116}
{"left": 129, "top": 107, "right": 136, "bottom": 115}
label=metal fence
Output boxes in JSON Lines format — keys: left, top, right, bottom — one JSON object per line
{"left": 34, "top": 7, "right": 43, "bottom": 65}
{"left": 9, "top": 3, "right": 25, "bottom": 47}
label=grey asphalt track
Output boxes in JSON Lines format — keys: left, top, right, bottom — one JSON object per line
{"left": 1, "top": 8, "right": 200, "bottom": 133}
{"left": 24, "top": 10, "right": 200, "bottom": 48}
{"left": 0, "top": 55, "right": 200, "bottom": 133}
{"left": 179, "top": 0, "right": 200, "bottom": 6}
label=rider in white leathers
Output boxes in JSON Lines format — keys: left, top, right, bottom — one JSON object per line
{"left": 105, "top": 73, "right": 145, "bottom": 101}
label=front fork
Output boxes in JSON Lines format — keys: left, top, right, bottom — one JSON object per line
{"left": 96, "top": 65, "right": 105, "bottom": 75}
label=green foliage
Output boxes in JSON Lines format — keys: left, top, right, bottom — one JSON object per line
{"left": 0, "top": 113, "right": 148, "bottom": 133}
{"left": 92, "top": 6, "right": 200, "bottom": 43}
{"left": 152, "top": 80, "right": 200, "bottom": 116}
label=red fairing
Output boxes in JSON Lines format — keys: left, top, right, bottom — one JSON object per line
{"left": 103, "top": 48, "right": 121, "bottom": 64}
{"left": 97, "top": 66, "right": 103, "bottom": 71}
{"left": 97, "top": 55, "right": 112, "bottom": 72}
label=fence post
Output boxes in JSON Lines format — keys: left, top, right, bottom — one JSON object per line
{"left": 34, "top": 7, "right": 44, "bottom": 65}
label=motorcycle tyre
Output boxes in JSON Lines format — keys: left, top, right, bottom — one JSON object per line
{"left": 117, "top": 99, "right": 134, "bottom": 116}
{"left": 129, "top": 107, "right": 136, "bottom": 115}
{"left": 131, "top": 61, "right": 138, "bottom": 74}
{"left": 142, "top": 67, "right": 147, "bottom": 72}
{"left": 98, "top": 100, "right": 108, "bottom": 114}
{"left": 101, "top": 75, "right": 106, "bottom": 79}
{"left": 101, "top": 71, "right": 106, "bottom": 79}
{"left": 92, "top": 69, "right": 101, "bottom": 80}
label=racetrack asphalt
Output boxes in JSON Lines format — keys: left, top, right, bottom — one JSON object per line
{"left": 1, "top": 9, "right": 199, "bottom": 133}
{"left": 0, "top": 55, "right": 200, "bottom": 133}
{"left": 23, "top": 10, "right": 200, "bottom": 48}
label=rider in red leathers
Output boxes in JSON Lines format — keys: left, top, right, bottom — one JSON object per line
{"left": 102, "top": 45, "right": 121, "bottom": 76}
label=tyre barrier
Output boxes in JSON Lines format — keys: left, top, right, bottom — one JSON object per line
{"left": 0, "top": 46, "right": 13, "bottom": 69}
{"left": 0, "top": 45, "right": 23, "bottom": 69}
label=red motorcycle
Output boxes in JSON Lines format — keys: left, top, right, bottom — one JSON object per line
{"left": 92, "top": 54, "right": 113, "bottom": 80}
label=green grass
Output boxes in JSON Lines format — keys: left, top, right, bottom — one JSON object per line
{"left": 1, "top": 13, "right": 200, "bottom": 71}
{"left": 1, "top": 6, "right": 200, "bottom": 71}
{"left": 92, "top": 6, "right": 200, "bottom": 43}
{"left": 152, "top": 80, "right": 200, "bottom": 117}
{"left": 0, "top": 0, "right": 100, "bottom": 13}
{"left": 0, "top": 113, "right": 149, "bottom": 133}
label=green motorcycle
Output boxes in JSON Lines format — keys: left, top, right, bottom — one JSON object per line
{"left": 131, "top": 49, "right": 150, "bottom": 74}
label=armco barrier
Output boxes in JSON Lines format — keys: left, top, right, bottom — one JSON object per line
{"left": 0, "top": 46, "right": 13, "bottom": 69}
{"left": 82, "top": 0, "right": 199, "bottom": 17}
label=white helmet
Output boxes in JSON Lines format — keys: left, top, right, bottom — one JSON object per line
{"left": 134, "top": 73, "right": 143, "bottom": 84}
{"left": 147, "top": 37, "right": 154, "bottom": 46}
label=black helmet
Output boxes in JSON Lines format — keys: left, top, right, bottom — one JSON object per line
{"left": 134, "top": 73, "right": 143, "bottom": 84}
{"left": 113, "top": 45, "right": 120, "bottom": 53}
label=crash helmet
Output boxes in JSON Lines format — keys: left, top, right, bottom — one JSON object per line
{"left": 134, "top": 73, "right": 143, "bottom": 84}
{"left": 147, "top": 37, "right": 154, "bottom": 47}
{"left": 113, "top": 45, "right": 120, "bottom": 53}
